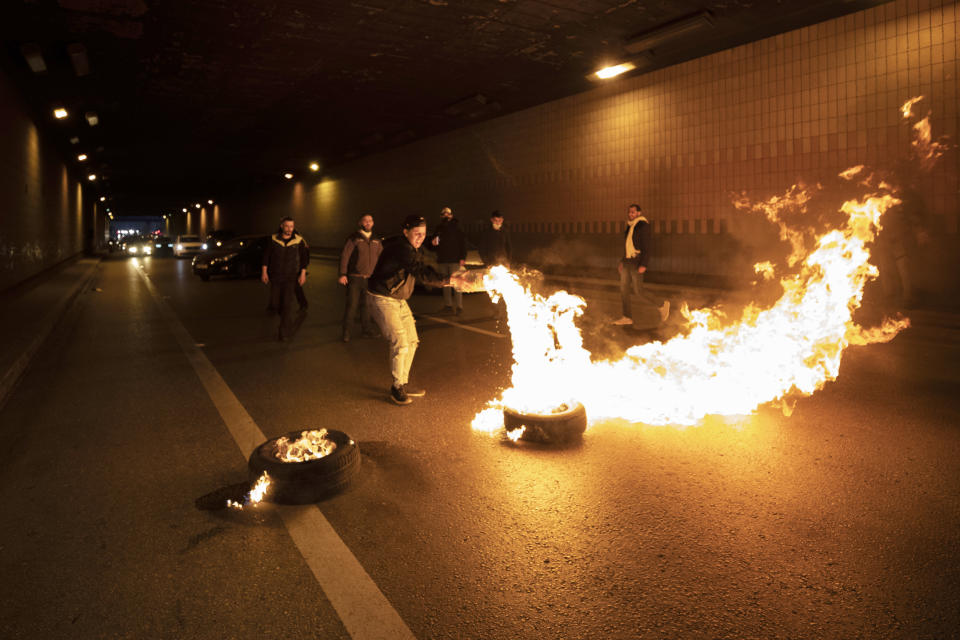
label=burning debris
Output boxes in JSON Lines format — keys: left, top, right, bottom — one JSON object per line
{"left": 248, "top": 429, "right": 361, "bottom": 504}
{"left": 225, "top": 471, "right": 271, "bottom": 509}
{"left": 473, "top": 99, "right": 945, "bottom": 435}
{"left": 901, "top": 95, "right": 951, "bottom": 170}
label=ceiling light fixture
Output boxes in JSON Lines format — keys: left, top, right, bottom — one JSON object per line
{"left": 624, "top": 10, "right": 714, "bottom": 54}
{"left": 87, "top": 173, "right": 97, "bottom": 181}
{"left": 207, "top": 199, "right": 214, "bottom": 205}
{"left": 20, "top": 44, "right": 46, "bottom": 73}
{"left": 77, "top": 153, "right": 88, "bottom": 161}
{"left": 54, "top": 108, "right": 68, "bottom": 119}
{"left": 194, "top": 203, "right": 201, "bottom": 209}
{"left": 99, "top": 196, "right": 106, "bottom": 202}
{"left": 284, "top": 172, "right": 294, "bottom": 180}
{"left": 309, "top": 162, "right": 320, "bottom": 172}
{"left": 67, "top": 43, "right": 90, "bottom": 76}
{"left": 85, "top": 111, "right": 98, "bottom": 126}
{"left": 182, "top": 208, "right": 187, "bottom": 213}
{"left": 595, "top": 62, "right": 637, "bottom": 79}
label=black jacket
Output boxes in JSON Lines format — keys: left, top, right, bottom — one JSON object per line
{"left": 478, "top": 224, "right": 512, "bottom": 265}
{"left": 339, "top": 231, "right": 383, "bottom": 277}
{"left": 368, "top": 235, "right": 446, "bottom": 299}
{"left": 262, "top": 233, "right": 309, "bottom": 281}
{"left": 427, "top": 217, "right": 467, "bottom": 263}
{"left": 622, "top": 218, "right": 652, "bottom": 268}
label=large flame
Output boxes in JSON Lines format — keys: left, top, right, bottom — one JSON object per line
{"left": 470, "top": 96, "right": 952, "bottom": 434}
{"left": 227, "top": 471, "right": 271, "bottom": 509}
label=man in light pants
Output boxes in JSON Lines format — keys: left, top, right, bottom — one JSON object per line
{"left": 367, "top": 215, "right": 464, "bottom": 405}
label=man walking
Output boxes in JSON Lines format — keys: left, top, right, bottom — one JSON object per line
{"left": 428, "top": 206, "right": 467, "bottom": 315}
{"left": 367, "top": 215, "right": 463, "bottom": 405}
{"left": 261, "top": 216, "right": 310, "bottom": 341}
{"left": 338, "top": 213, "right": 383, "bottom": 342}
{"left": 612, "top": 204, "right": 669, "bottom": 326}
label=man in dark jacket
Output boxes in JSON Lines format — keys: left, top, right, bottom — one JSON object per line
{"left": 367, "top": 214, "right": 463, "bottom": 405}
{"left": 338, "top": 213, "right": 383, "bottom": 342}
{"left": 261, "top": 216, "right": 310, "bottom": 341}
{"left": 478, "top": 210, "right": 512, "bottom": 267}
{"left": 427, "top": 206, "right": 467, "bottom": 314}
{"left": 613, "top": 204, "right": 669, "bottom": 326}
{"left": 478, "top": 210, "right": 512, "bottom": 324}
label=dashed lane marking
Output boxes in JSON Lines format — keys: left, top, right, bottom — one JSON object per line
{"left": 415, "top": 313, "right": 506, "bottom": 338}
{"left": 136, "top": 264, "right": 416, "bottom": 640}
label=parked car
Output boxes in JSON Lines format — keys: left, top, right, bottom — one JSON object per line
{"left": 174, "top": 234, "right": 204, "bottom": 257}
{"left": 192, "top": 235, "right": 268, "bottom": 280}
{"left": 202, "top": 229, "right": 237, "bottom": 251}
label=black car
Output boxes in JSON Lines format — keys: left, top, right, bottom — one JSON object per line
{"left": 192, "top": 235, "right": 267, "bottom": 280}
{"left": 202, "top": 229, "right": 237, "bottom": 251}
{"left": 151, "top": 235, "right": 175, "bottom": 257}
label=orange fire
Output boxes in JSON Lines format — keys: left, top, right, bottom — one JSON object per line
{"left": 227, "top": 471, "right": 271, "bottom": 509}
{"left": 472, "top": 100, "right": 948, "bottom": 433}
{"left": 901, "top": 95, "right": 950, "bottom": 170}
{"left": 274, "top": 429, "right": 337, "bottom": 462}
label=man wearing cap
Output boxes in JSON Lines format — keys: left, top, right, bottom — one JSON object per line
{"left": 612, "top": 203, "right": 669, "bottom": 327}
{"left": 427, "top": 206, "right": 467, "bottom": 315}
{"left": 367, "top": 214, "right": 464, "bottom": 405}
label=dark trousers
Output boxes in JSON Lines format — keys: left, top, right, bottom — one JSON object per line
{"left": 619, "top": 259, "right": 662, "bottom": 319}
{"left": 270, "top": 280, "right": 297, "bottom": 338}
{"left": 343, "top": 275, "right": 373, "bottom": 334}
{"left": 295, "top": 283, "right": 308, "bottom": 309}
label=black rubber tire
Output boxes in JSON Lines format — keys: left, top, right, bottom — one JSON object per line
{"left": 503, "top": 403, "right": 587, "bottom": 444}
{"left": 248, "top": 429, "right": 361, "bottom": 504}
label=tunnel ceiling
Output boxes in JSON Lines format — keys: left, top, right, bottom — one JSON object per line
{"left": 3, "top": 0, "right": 888, "bottom": 214}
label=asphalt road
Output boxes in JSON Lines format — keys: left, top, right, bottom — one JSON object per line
{"left": 1, "top": 255, "right": 958, "bottom": 639}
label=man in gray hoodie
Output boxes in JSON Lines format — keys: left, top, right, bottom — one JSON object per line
{"left": 339, "top": 213, "right": 383, "bottom": 342}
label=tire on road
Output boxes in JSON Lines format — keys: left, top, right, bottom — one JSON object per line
{"left": 248, "top": 429, "right": 361, "bottom": 504}
{"left": 503, "top": 403, "right": 587, "bottom": 444}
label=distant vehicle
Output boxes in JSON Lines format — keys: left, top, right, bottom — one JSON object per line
{"left": 125, "top": 236, "right": 153, "bottom": 256}
{"left": 191, "top": 235, "right": 268, "bottom": 281}
{"left": 202, "top": 229, "right": 237, "bottom": 251}
{"left": 152, "top": 235, "right": 175, "bottom": 257}
{"left": 174, "top": 234, "right": 204, "bottom": 257}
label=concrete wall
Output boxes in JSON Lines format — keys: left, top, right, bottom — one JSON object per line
{"left": 0, "top": 66, "right": 93, "bottom": 292}
{"left": 226, "top": 0, "right": 958, "bottom": 292}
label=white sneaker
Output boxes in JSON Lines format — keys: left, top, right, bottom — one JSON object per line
{"left": 659, "top": 301, "right": 670, "bottom": 323}
{"left": 612, "top": 316, "right": 633, "bottom": 325}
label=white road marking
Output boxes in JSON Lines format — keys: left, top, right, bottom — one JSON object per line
{"left": 136, "top": 265, "right": 416, "bottom": 640}
{"left": 415, "top": 313, "right": 506, "bottom": 339}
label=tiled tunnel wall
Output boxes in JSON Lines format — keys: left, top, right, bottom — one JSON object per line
{"left": 229, "top": 0, "right": 958, "bottom": 291}
{"left": 0, "top": 66, "right": 92, "bottom": 292}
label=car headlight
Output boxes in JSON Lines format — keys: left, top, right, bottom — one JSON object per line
{"left": 143, "top": 247, "right": 152, "bottom": 254}
{"left": 201, "top": 243, "right": 208, "bottom": 250}
{"left": 128, "top": 246, "right": 137, "bottom": 253}
{"left": 155, "top": 243, "right": 161, "bottom": 248}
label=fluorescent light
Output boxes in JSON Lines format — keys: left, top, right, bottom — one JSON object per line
{"left": 309, "top": 162, "right": 320, "bottom": 172}
{"left": 77, "top": 153, "right": 88, "bottom": 161}
{"left": 54, "top": 108, "right": 68, "bottom": 119}
{"left": 67, "top": 43, "right": 90, "bottom": 76}
{"left": 20, "top": 44, "right": 46, "bottom": 73}
{"left": 624, "top": 10, "right": 714, "bottom": 54}
{"left": 595, "top": 62, "right": 636, "bottom": 79}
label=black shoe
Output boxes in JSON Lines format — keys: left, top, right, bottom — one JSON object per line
{"left": 405, "top": 386, "right": 426, "bottom": 397}
{"left": 390, "top": 385, "right": 411, "bottom": 405}
{"left": 342, "top": 331, "right": 350, "bottom": 343}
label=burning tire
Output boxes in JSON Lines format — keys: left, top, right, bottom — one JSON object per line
{"left": 503, "top": 403, "right": 587, "bottom": 444}
{"left": 248, "top": 429, "right": 360, "bottom": 504}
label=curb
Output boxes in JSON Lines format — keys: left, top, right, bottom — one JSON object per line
{"left": 0, "top": 258, "right": 102, "bottom": 411}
